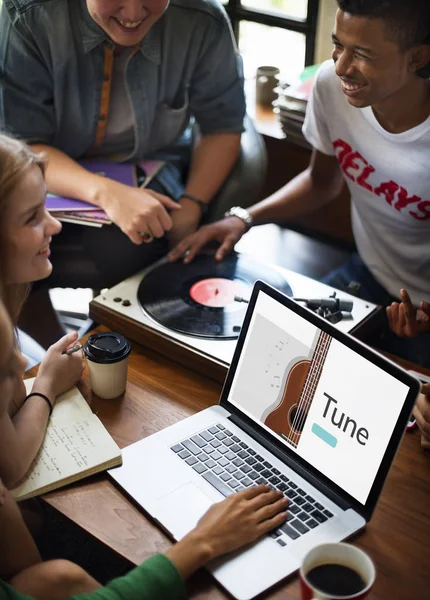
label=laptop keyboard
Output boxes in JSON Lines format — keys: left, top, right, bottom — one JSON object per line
{"left": 171, "top": 423, "right": 334, "bottom": 548}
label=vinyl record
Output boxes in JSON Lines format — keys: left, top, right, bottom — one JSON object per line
{"left": 138, "top": 252, "right": 292, "bottom": 339}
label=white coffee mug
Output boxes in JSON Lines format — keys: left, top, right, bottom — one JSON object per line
{"left": 256, "top": 65, "right": 280, "bottom": 106}
{"left": 300, "top": 543, "right": 375, "bottom": 600}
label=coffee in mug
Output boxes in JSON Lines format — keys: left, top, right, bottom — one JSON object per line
{"left": 300, "top": 543, "right": 375, "bottom": 599}
{"left": 84, "top": 332, "right": 131, "bottom": 399}
{"left": 307, "top": 564, "right": 365, "bottom": 596}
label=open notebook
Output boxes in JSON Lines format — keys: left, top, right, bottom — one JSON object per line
{"left": 11, "top": 380, "right": 122, "bottom": 501}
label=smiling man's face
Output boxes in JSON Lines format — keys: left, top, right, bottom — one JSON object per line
{"left": 331, "top": 9, "right": 416, "bottom": 110}
{"left": 86, "top": 0, "right": 170, "bottom": 47}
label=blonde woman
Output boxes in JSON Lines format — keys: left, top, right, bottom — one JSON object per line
{"left": 0, "top": 134, "right": 84, "bottom": 488}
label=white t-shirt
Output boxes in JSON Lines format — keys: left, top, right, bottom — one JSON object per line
{"left": 302, "top": 60, "right": 430, "bottom": 305}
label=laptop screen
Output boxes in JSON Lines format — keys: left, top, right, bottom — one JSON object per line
{"left": 225, "top": 287, "right": 414, "bottom": 506}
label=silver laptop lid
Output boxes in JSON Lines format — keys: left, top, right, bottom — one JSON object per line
{"left": 220, "top": 281, "right": 420, "bottom": 521}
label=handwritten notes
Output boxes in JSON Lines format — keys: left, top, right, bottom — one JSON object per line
{"left": 13, "top": 381, "right": 121, "bottom": 501}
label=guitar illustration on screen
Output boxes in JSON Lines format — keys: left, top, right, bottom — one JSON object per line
{"left": 264, "top": 331, "right": 332, "bottom": 448}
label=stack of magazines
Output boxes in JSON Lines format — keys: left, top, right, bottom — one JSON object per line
{"left": 273, "top": 64, "right": 319, "bottom": 149}
{"left": 46, "top": 159, "right": 165, "bottom": 227}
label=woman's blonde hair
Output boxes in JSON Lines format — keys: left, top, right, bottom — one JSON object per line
{"left": 0, "top": 134, "right": 46, "bottom": 323}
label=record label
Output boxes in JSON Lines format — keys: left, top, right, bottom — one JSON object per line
{"left": 190, "top": 278, "right": 248, "bottom": 308}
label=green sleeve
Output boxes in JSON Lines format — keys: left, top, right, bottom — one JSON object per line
{"left": 0, "top": 555, "right": 186, "bottom": 600}
{"left": 0, "top": 581, "right": 34, "bottom": 600}
{"left": 72, "top": 554, "right": 187, "bottom": 600}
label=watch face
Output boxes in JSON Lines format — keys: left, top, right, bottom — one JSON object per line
{"left": 225, "top": 207, "right": 252, "bottom": 229}
{"left": 229, "top": 207, "right": 247, "bottom": 219}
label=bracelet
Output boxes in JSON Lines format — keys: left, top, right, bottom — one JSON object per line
{"left": 24, "top": 392, "right": 53, "bottom": 417}
{"left": 179, "top": 192, "right": 208, "bottom": 215}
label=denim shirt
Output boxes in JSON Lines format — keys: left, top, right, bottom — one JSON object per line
{"left": 0, "top": 0, "right": 245, "bottom": 161}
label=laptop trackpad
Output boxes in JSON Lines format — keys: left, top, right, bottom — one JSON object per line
{"left": 155, "top": 482, "right": 214, "bottom": 540}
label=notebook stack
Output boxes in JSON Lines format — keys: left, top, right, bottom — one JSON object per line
{"left": 274, "top": 64, "right": 319, "bottom": 149}
{"left": 46, "top": 159, "right": 165, "bottom": 227}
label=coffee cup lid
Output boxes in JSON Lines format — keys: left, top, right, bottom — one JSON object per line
{"left": 84, "top": 332, "right": 131, "bottom": 364}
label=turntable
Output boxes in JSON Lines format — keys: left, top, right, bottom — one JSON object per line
{"left": 90, "top": 252, "right": 381, "bottom": 383}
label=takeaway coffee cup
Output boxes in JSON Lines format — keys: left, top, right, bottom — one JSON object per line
{"left": 84, "top": 332, "right": 131, "bottom": 399}
{"left": 300, "top": 543, "right": 375, "bottom": 600}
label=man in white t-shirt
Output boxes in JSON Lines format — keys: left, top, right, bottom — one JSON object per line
{"left": 169, "top": 0, "right": 430, "bottom": 367}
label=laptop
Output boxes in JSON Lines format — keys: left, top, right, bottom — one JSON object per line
{"left": 109, "top": 281, "right": 420, "bottom": 600}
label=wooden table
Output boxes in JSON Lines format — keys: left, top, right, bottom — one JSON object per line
{"left": 32, "top": 327, "right": 430, "bottom": 599}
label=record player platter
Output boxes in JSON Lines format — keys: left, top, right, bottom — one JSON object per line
{"left": 138, "top": 253, "right": 292, "bottom": 339}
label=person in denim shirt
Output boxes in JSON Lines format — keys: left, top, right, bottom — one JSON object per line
{"left": 0, "top": 0, "right": 245, "bottom": 344}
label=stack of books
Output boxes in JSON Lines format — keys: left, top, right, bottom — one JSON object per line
{"left": 46, "top": 159, "right": 165, "bottom": 227}
{"left": 273, "top": 64, "right": 319, "bottom": 149}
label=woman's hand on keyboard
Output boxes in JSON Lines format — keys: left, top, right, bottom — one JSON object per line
{"left": 165, "top": 485, "right": 288, "bottom": 578}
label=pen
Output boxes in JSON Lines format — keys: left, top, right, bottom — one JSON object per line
{"left": 63, "top": 342, "right": 83, "bottom": 355}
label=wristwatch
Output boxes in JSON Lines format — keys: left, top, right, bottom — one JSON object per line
{"left": 224, "top": 206, "right": 253, "bottom": 231}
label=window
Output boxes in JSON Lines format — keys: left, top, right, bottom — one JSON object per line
{"left": 223, "top": 0, "right": 319, "bottom": 84}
